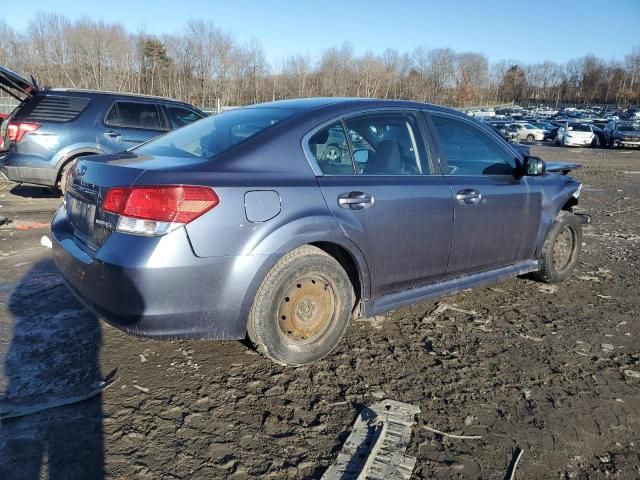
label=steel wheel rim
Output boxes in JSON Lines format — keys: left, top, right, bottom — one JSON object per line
{"left": 553, "top": 225, "right": 576, "bottom": 272}
{"left": 325, "top": 147, "right": 340, "bottom": 162}
{"left": 277, "top": 273, "right": 337, "bottom": 345}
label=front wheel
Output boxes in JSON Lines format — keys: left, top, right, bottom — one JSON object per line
{"left": 526, "top": 134, "right": 535, "bottom": 142}
{"left": 248, "top": 245, "right": 355, "bottom": 366}
{"left": 531, "top": 212, "right": 582, "bottom": 284}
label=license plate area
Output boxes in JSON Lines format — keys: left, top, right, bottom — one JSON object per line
{"left": 67, "top": 194, "right": 97, "bottom": 239}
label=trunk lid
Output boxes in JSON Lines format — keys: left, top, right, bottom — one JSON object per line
{"left": 66, "top": 153, "right": 147, "bottom": 249}
{"left": 0, "top": 65, "right": 39, "bottom": 151}
{"left": 0, "top": 65, "right": 38, "bottom": 100}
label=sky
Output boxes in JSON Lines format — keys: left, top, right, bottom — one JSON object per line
{"left": 2, "top": 0, "right": 639, "bottom": 66}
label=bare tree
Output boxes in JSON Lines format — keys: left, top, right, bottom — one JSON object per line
{"left": 0, "top": 13, "right": 638, "bottom": 109}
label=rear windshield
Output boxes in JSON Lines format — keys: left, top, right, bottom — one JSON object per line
{"left": 135, "top": 107, "right": 299, "bottom": 159}
{"left": 568, "top": 124, "right": 591, "bottom": 132}
{"left": 15, "top": 95, "right": 90, "bottom": 122}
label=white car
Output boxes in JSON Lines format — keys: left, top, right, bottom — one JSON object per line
{"left": 507, "top": 123, "right": 549, "bottom": 142}
{"left": 556, "top": 123, "right": 596, "bottom": 147}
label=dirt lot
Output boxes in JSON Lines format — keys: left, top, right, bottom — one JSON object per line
{"left": 0, "top": 145, "right": 639, "bottom": 479}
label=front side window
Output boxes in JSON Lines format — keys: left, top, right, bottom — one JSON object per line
{"left": 135, "top": 107, "right": 298, "bottom": 159}
{"left": 106, "top": 102, "right": 163, "bottom": 130}
{"left": 431, "top": 114, "right": 515, "bottom": 176}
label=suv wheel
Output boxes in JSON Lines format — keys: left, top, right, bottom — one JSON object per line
{"left": 58, "top": 161, "right": 75, "bottom": 196}
{"left": 248, "top": 245, "right": 355, "bottom": 366}
{"left": 531, "top": 211, "right": 582, "bottom": 284}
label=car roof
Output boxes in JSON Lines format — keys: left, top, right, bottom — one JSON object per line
{"left": 249, "top": 97, "right": 461, "bottom": 116}
{"left": 43, "top": 88, "right": 191, "bottom": 105}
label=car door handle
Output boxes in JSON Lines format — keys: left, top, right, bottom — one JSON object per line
{"left": 338, "top": 191, "right": 374, "bottom": 210}
{"left": 103, "top": 130, "right": 122, "bottom": 138}
{"left": 456, "top": 189, "right": 482, "bottom": 205}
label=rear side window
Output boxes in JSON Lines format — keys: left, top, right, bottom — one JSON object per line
{"left": 308, "top": 123, "right": 355, "bottom": 175}
{"left": 134, "top": 107, "right": 299, "bottom": 159}
{"left": 15, "top": 95, "right": 89, "bottom": 122}
{"left": 308, "top": 112, "right": 429, "bottom": 175}
{"left": 167, "top": 105, "right": 204, "bottom": 129}
{"left": 105, "top": 102, "right": 163, "bottom": 130}
{"left": 431, "top": 114, "right": 515, "bottom": 176}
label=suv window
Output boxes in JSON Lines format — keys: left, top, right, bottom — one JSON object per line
{"left": 105, "top": 102, "right": 163, "bottom": 130}
{"left": 431, "top": 114, "right": 515, "bottom": 176}
{"left": 307, "top": 112, "right": 429, "bottom": 176}
{"left": 167, "top": 105, "right": 204, "bottom": 129}
{"left": 14, "top": 95, "right": 89, "bottom": 123}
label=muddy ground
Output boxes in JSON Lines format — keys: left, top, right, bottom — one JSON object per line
{"left": 0, "top": 145, "right": 638, "bottom": 479}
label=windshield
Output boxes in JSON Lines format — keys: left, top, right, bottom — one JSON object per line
{"left": 135, "top": 107, "right": 299, "bottom": 159}
{"left": 618, "top": 123, "right": 640, "bottom": 132}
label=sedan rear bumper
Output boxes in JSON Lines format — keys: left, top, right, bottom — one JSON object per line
{"left": 51, "top": 206, "right": 273, "bottom": 340}
{"left": 563, "top": 137, "right": 593, "bottom": 147}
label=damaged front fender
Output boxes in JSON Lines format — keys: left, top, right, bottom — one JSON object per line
{"left": 532, "top": 172, "right": 584, "bottom": 257}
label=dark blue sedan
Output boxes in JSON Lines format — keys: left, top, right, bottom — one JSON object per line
{"left": 52, "top": 98, "right": 587, "bottom": 365}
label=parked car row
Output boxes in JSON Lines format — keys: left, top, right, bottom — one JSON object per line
{"left": 0, "top": 65, "right": 206, "bottom": 193}
{"left": 483, "top": 116, "right": 640, "bottom": 149}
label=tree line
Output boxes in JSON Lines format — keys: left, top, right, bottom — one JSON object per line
{"left": 0, "top": 13, "right": 638, "bottom": 109}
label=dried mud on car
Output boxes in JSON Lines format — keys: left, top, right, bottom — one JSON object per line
{"left": 0, "top": 146, "right": 639, "bottom": 479}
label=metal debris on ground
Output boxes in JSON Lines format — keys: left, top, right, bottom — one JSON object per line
{"left": 506, "top": 448, "right": 524, "bottom": 480}
{"left": 422, "top": 424, "right": 482, "bottom": 440}
{"left": 321, "top": 399, "right": 420, "bottom": 480}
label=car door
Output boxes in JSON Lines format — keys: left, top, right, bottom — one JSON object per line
{"left": 427, "top": 111, "right": 541, "bottom": 277}
{"left": 97, "top": 100, "right": 168, "bottom": 152}
{"left": 310, "top": 110, "right": 454, "bottom": 298}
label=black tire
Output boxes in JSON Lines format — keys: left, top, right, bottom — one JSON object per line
{"left": 531, "top": 211, "right": 582, "bottom": 284}
{"left": 247, "top": 245, "right": 355, "bottom": 366}
{"left": 526, "top": 134, "right": 535, "bottom": 142}
{"left": 57, "top": 160, "right": 74, "bottom": 196}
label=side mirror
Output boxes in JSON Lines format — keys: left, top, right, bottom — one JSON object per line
{"left": 353, "top": 149, "right": 371, "bottom": 164}
{"left": 523, "top": 155, "right": 546, "bottom": 176}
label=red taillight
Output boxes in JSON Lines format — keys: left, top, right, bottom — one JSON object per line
{"left": 103, "top": 186, "right": 219, "bottom": 223}
{"left": 7, "top": 121, "right": 41, "bottom": 143}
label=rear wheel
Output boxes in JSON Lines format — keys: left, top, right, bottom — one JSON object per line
{"left": 57, "top": 161, "right": 74, "bottom": 196}
{"left": 248, "top": 245, "right": 355, "bottom": 366}
{"left": 531, "top": 212, "right": 582, "bottom": 284}
{"left": 526, "top": 134, "right": 535, "bottom": 142}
